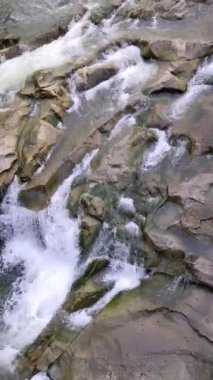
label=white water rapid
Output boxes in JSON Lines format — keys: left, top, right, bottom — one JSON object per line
{"left": 170, "top": 57, "right": 213, "bottom": 118}
{"left": 0, "top": 1, "right": 209, "bottom": 375}
{"left": 0, "top": 8, "right": 157, "bottom": 371}
{"left": 0, "top": 151, "right": 96, "bottom": 368}
{"left": 68, "top": 225, "right": 145, "bottom": 330}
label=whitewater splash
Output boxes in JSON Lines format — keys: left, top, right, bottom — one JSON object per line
{"left": 68, "top": 225, "right": 145, "bottom": 330}
{"left": 0, "top": 150, "right": 97, "bottom": 368}
{"left": 170, "top": 57, "right": 213, "bottom": 118}
{"left": 30, "top": 374, "right": 50, "bottom": 380}
{"left": 0, "top": 4, "right": 159, "bottom": 99}
{"left": 141, "top": 128, "right": 187, "bottom": 170}
{"left": 141, "top": 129, "right": 171, "bottom": 170}
{"left": 0, "top": 146, "right": 146, "bottom": 368}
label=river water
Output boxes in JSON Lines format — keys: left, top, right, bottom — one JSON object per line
{"left": 0, "top": 0, "right": 212, "bottom": 377}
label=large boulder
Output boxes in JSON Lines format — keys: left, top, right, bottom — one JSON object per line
{"left": 18, "top": 119, "right": 61, "bottom": 180}
{"left": 0, "top": 97, "right": 31, "bottom": 192}
{"left": 171, "top": 92, "right": 213, "bottom": 155}
{"left": 79, "top": 216, "right": 102, "bottom": 250}
{"left": 169, "top": 173, "right": 213, "bottom": 245}
{"left": 80, "top": 193, "right": 106, "bottom": 222}
{"left": 47, "top": 275, "right": 213, "bottom": 380}
{"left": 186, "top": 256, "right": 213, "bottom": 289}
{"left": 149, "top": 39, "right": 213, "bottom": 61}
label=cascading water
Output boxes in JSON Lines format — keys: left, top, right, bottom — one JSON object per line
{"left": 170, "top": 57, "right": 213, "bottom": 118}
{"left": 0, "top": 21, "right": 156, "bottom": 371}
{"left": 0, "top": 151, "right": 97, "bottom": 368}
{"left": 0, "top": 1, "right": 210, "bottom": 377}
{"left": 67, "top": 224, "right": 145, "bottom": 330}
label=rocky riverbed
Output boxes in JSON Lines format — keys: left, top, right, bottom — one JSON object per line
{"left": 0, "top": 0, "right": 212, "bottom": 379}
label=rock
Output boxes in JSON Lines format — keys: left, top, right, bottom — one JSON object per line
{"left": 88, "top": 125, "right": 152, "bottom": 185}
{"left": 90, "top": 0, "right": 123, "bottom": 23}
{"left": 19, "top": 78, "right": 147, "bottom": 209}
{"left": 81, "top": 193, "right": 106, "bottom": 221}
{"left": 79, "top": 216, "right": 102, "bottom": 250}
{"left": 146, "top": 65, "right": 187, "bottom": 94}
{"left": 18, "top": 119, "right": 61, "bottom": 180}
{"left": 145, "top": 103, "right": 170, "bottom": 130}
{"left": 149, "top": 39, "right": 213, "bottom": 61}
{"left": 145, "top": 227, "right": 186, "bottom": 259}
{"left": 171, "top": 59, "right": 200, "bottom": 80}
{"left": 171, "top": 91, "right": 213, "bottom": 155}
{"left": 0, "top": 97, "right": 31, "bottom": 191}
{"left": 0, "top": 0, "right": 85, "bottom": 43}
{"left": 169, "top": 173, "right": 213, "bottom": 243}
{"left": 67, "top": 183, "right": 86, "bottom": 217}
{"left": 72, "top": 258, "right": 110, "bottom": 290}
{"left": 186, "top": 257, "right": 213, "bottom": 288}
{"left": 0, "top": 32, "right": 20, "bottom": 60}
{"left": 75, "top": 66, "right": 117, "bottom": 92}
{"left": 45, "top": 275, "right": 213, "bottom": 380}
{"left": 63, "top": 280, "right": 108, "bottom": 313}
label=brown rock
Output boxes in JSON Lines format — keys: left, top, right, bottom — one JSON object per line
{"left": 149, "top": 39, "right": 213, "bottom": 61}
{"left": 81, "top": 193, "right": 106, "bottom": 221}
{"left": 18, "top": 119, "right": 61, "bottom": 180}
{"left": 79, "top": 216, "right": 102, "bottom": 250}
{"left": 47, "top": 276, "right": 213, "bottom": 380}
{"left": 187, "top": 257, "right": 213, "bottom": 288}
{"left": 171, "top": 92, "right": 213, "bottom": 155}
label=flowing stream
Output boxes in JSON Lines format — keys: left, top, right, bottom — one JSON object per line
{"left": 0, "top": 151, "right": 97, "bottom": 367}
{"left": 0, "top": 7, "right": 154, "bottom": 369}
{"left": 0, "top": 0, "right": 212, "bottom": 376}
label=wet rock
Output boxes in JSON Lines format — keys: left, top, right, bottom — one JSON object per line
{"left": 0, "top": 97, "right": 31, "bottom": 191}
{"left": 19, "top": 76, "right": 149, "bottom": 209}
{"left": 75, "top": 66, "right": 118, "bottom": 92}
{"left": 88, "top": 125, "right": 152, "bottom": 185}
{"left": 145, "top": 102, "right": 170, "bottom": 129}
{"left": 18, "top": 119, "right": 61, "bottom": 180}
{"left": 72, "top": 258, "right": 110, "bottom": 290}
{"left": 149, "top": 39, "right": 213, "bottom": 61}
{"left": 186, "top": 256, "right": 213, "bottom": 288}
{"left": 81, "top": 193, "right": 106, "bottom": 221}
{"left": 171, "top": 59, "right": 200, "bottom": 81}
{"left": 64, "top": 280, "right": 108, "bottom": 313}
{"left": 79, "top": 216, "right": 102, "bottom": 250}
{"left": 67, "top": 183, "right": 86, "bottom": 217}
{"left": 147, "top": 69, "right": 187, "bottom": 94}
{"left": 171, "top": 91, "right": 213, "bottom": 155}
{"left": 90, "top": 0, "right": 123, "bottom": 24}
{"left": 0, "top": 31, "right": 20, "bottom": 60}
{"left": 0, "top": 0, "right": 85, "bottom": 43}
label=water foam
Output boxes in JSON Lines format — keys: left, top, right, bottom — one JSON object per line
{"left": 170, "top": 58, "right": 213, "bottom": 118}
{"left": 0, "top": 14, "right": 100, "bottom": 94}
{"left": 125, "top": 221, "right": 140, "bottom": 237}
{"left": 30, "top": 373, "right": 50, "bottom": 380}
{"left": 141, "top": 129, "right": 171, "bottom": 170}
{"left": 118, "top": 197, "right": 136, "bottom": 215}
{"left": 0, "top": 151, "right": 97, "bottom": 368}
{"left": 85, "top": 53, "right": 157, "bottom": 108}
{"left": 68, "top": 258, "right": 145, "bottom": 330}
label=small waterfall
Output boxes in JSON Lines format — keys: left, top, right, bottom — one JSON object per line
{"left": 141, "top": 129, "right": 171, "bottom": 170}
{"left": 170, "top": 58, "right": 213, "bottom": 118}
{"left": 68, "top": 225, "right": 145, "bottom": 330}
{"left": 0, "top": 151, "right": 97, "bottom": 368}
